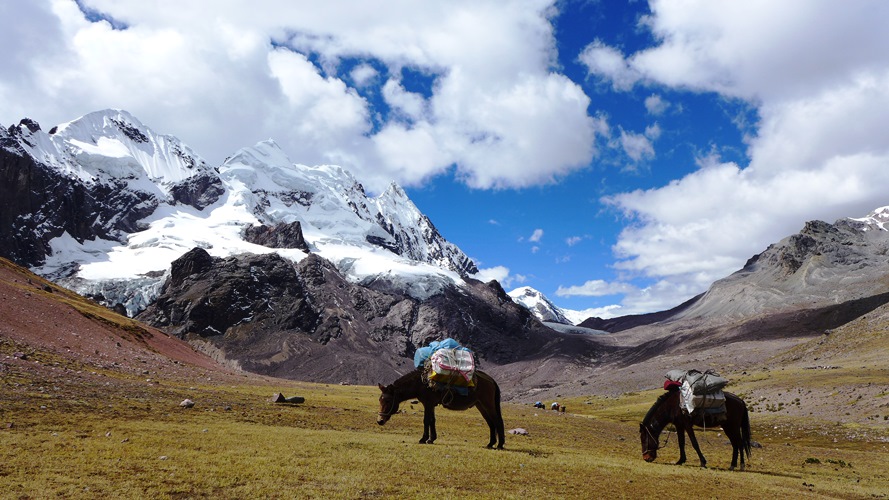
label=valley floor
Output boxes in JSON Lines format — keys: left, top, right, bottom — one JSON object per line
{"left": 2, "top": 342, "right": 887, "bottom": 499}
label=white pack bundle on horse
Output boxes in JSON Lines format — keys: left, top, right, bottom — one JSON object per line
{"left": 666, "top": 369, "right": 729, "bottom": 417}
{"left": 428, "top": 347, "right": 476, "bottom": 387}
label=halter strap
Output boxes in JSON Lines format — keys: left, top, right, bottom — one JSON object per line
{"left": 378, "top": 393, "right": 399, "bottom": 417}
{"left": 642, "top": 421, "right": 672, "bottom": 454}
{"left": 642, "top": 423, "right": 660, "bottom": 454}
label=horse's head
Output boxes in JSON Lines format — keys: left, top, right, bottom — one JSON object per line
{"left": 377, "top": 383, "right": 400, "bottom": 425}
{"left": 640, "top": 423, "right": 658, "bottom": 462}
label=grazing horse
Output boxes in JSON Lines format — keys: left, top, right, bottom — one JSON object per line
{"left": 377, "top": 369, "right": 505, "bottom": 449}
{"left": 640, "top": 388, "right": 752, "bottom": 470}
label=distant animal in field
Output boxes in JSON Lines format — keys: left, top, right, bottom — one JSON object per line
{"left": 377, "top": 369, "right": 505, "bottom": 449}
{"left": 639, "top": 388, "right": 751, "bottom": 470}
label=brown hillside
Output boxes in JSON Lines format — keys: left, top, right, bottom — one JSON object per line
{"left": 0, "top": 257, "right": 236, "bottom": 380}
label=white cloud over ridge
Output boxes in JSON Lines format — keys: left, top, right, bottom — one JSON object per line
{"left": 0, "top": 0, "right": 601, "bottom": 193}
{"left": 581, "top": 0, "right": 889, "bottom": 313}
{"left": 556, "top": 279, "right": 636, "bottom": 298}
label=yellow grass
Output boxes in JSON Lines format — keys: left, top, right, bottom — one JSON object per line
{"left": 2, "top": 360, "right": 888, "bottom": 500}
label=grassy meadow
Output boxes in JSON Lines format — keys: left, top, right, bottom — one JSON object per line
{"left": 2, "top": 355, "right": 888, "bottom": 500}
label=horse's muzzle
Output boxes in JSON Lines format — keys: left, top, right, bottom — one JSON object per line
{"left": 643, "top": 453, "right": 656, "bottom": 462}
{"left": 377, "top": 416, "right": 389, "bottom": 425}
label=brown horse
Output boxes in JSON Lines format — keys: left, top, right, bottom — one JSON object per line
{"left": 377, "top": 368, "right": 505, "bottom": 449}
{"left": 640, "top": 388, "right": 752, "bottom": 470}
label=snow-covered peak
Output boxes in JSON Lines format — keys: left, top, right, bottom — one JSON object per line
{"left": 219, "top": 140, "right": 476, "bottom": 276}
{"left": 372, "top": 182, "right": 477, "bottom": 275}
{"left": 847, "top": 206, "right": 889, "bottom": 231}
{"left": 219, "top": 140, "right": 392, "bottom": 247}
{"left": 508, "top": 286, "right": 572, "bottom": 324}
{"left": 14, "top": 109, "right": 211, "bottom": 195}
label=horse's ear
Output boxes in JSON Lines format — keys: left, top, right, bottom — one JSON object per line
{"left": 378, "top": 383, "right": 386, "bottom": 392}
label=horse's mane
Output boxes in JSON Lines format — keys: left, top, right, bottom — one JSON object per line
{"left": 389, "top": 368, "right": 423, "bottom": 389}
{"left": 642, "top": 390, "right": 676, "bottom": 426}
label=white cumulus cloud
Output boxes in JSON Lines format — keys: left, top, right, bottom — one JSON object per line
{"left": 0, "top": 0, "right": 603, "bottom": 193}
{"left": 582, "top": 0, "right": 889, "bottom": 309}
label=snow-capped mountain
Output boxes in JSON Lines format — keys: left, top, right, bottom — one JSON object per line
{"left": 7, "top": 109, "right": 889, "bottom": 391}
{"left": 508, "top": 286, "right": 572, "bottom": 324}
{"left": 507, "top": 285, "right": 607, "bottom": 326}
{"left": 847, "top": 205, "right": 889, "bottom": 231}
{"left": 0, "top": 110, "right": 478, "bottom": 315}
{"left": 10, "top": 110, "right": 210, "bottom": 190}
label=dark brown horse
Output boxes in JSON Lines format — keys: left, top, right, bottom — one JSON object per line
{"left": 640, "top": 388, "right": 752, "bottom": 470}
{"left": 377, "top": 368, "right": 505, "bottom": 449}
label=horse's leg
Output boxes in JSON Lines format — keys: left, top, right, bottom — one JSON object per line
{"left": 474, "top": 405, "right": 497, "bottom": 449}
{"left": 685, "top": 425, "right": 707, "bottom": 468}
{"left": 426, "top": 404, "right": 437, "bottom": 444}
{"left": 493, "top": 384, "right": 505, "bottom": 449}
{"left": 675, "top": 424, "right": 687, "bottom": 465}
{"left": 475, "top": 395, "right": 507, "bottom": 450}
{"left": 495, "top": 411, "right": 506, "bottom": 449}
{"left": 420, "top": 402, "right": 435, "bottom": 444}
{"left": 725, "top": 425, "right": 742, "bottom": 471}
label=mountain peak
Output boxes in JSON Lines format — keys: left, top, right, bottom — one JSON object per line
{"left": 508, "top": 286, "right": 571, "bottom": 324}
{"left": 2, "top": 109, "right": 479, "bottom": 310}
{"left": 847, "top": 206, "right": 889, "bottom": 231}
{"left": 15, "top": 108, "right": 211, "bottom": 191}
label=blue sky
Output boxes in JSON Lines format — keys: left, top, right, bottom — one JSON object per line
{"left": 3, "top": 1, "right": 889, "bottom": 318}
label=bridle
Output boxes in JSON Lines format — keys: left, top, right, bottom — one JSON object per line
{"left": 641, "top": 421, "right": 672, "bottom": 456}
{"left": 378, "top": 393, "right": 399, "bottom": 418}
{"left": 641, "top": 391, "right": 678, "bottom": 457}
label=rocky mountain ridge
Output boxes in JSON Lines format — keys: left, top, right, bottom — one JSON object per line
{"left": 1, "top": 110, "right": 593, "bottom": 383}
{"left": 580, "top": 208, "right": 889, "bottom": 333}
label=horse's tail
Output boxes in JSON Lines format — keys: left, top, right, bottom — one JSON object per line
{"left": 478, "top": 370, "right": 505, "bottom": 447}
{"left": 494, "top": 377, "right": 505, "bottom": 443}
{"left": 740, "top": 399, "right": 752, "bottom": 459}
{"left": 494, "top": 377, "right": 502, "bottom": 414}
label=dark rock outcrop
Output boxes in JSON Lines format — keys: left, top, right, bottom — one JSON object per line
{"left": 0, "top": 146, "right": 157, "bottom": 268}
{"left": 139, "top": 248, "right": 318, "bottom": 339}
{"left": 169, "top": 170, "right": 225, "bottom": 210}
{"left": 243, "top": 221, "right": 310, "bottom": 251}
{"left": 137, "top": 247, "right": 597, "bottom": 383}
